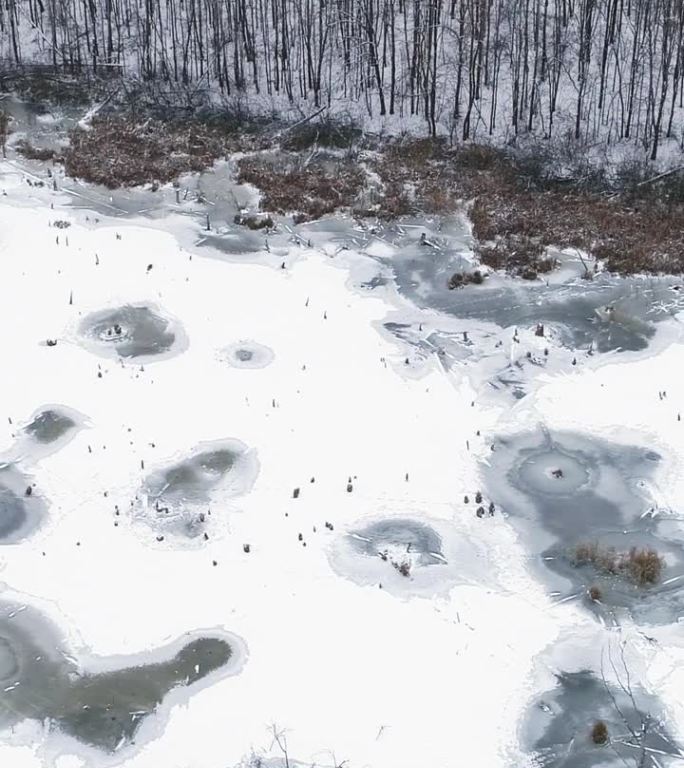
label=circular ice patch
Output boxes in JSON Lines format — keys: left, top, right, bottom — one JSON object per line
{"left": 221, "top": 341, "right": 274, "bottom": 369}
{"left": 138, "top": 439, "right": 259, "bottom": 541}
{"left": 328, "top": 515, "right": 489, "bottom": 597}
{"left": 515, "top": 448, "right": 592, "bottom": 497}
{"left": 24, "top": 409, "right": 76, "bottom": 445}
{"left": 523, "top": 671, "right": 679, "bottom": 767}
{"left": 78, "top": 304, "right": 186, "bottom": 361}
{"left": 0, "top": 636, "right": 20, "bottom": 680}
{"left": 148, "top": 447, "right": 238, "bottom": 504}
{"left": 350, "top": 519, "right": 445, "bottom": 567}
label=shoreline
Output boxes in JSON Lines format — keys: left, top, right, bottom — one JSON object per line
{"left": 3, "top": 86, "right": 684, "bottom": 279}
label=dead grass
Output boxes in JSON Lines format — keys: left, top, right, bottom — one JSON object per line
{"left": 65, "top": 116, "right": 252, "bottom": 187}
{"left": 237, "top": 155, "right": 364, "bottom": 222}
{"left": 56, "top": 111, "right": 684, "bottom": 275}
{"left": 572, "top": 542, "right": 664, "bottom": 586}
{"left": 366, "top": 139, "right": 684, "bottom": 275}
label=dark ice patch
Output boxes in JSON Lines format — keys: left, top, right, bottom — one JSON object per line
{"left": 24, "top": 409, "right": 77, "bottom": 444}
{"left": 79, "top": 304, "right": 185, "bottom": 360}
{"left": 0, "top": 603, "right": 238, "bottom": 754}
{"left": 350, "top": 519, "right": 445, "bottom": 567}
{"left": 524, "top": 670, "right": 680, "bottom": 768}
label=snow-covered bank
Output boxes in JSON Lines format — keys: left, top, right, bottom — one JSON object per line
{"left": 1, "top": 154, "right": 684, "bottom": 768}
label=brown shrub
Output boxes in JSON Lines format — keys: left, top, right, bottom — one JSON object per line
{"left": 621, "top": 547, "right": 663, "bottom": 586}
{"left": 591, "top": 720, "right": 609, "bottom": 745}
{"left": 448, "top": 270, "right": 485, "bottom": 289}
{"left": 57, "top": 111, "right": 684, "bottom": 274}
{"left": 588, "top": 585, "right": 602, "bottom": 602}
{"left": 369, "top": 138, "right": 684, "bottom": 275}
{"left": 572, "top": 542, "right": 664, "bottom": 586}
{"left": 234, "top": 213, "right": 274, "bottom": 230}
{"left": 238, "top": 155, "right": 363, "bottom": 222}
{"left": 65, "top": 116, "right": 246, "bottom": 187}
{"left": 478, "top": 235, "right": 549, "bottom": 278}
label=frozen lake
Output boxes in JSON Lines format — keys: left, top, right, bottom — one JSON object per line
{"left": 1, "top": 96, "right": 684, "bottom": 768}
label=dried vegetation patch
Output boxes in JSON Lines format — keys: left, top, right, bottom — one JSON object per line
{"left": 367, "top": 138, "right": 684, "bottom": 276}
{"left": 237, "top": 154, "right": 364, "bottom": 223}
{"left": 572, "top": 542, "right": 664, "bottom": 587}
{"left": 56, "top": 108, "right": 684, "bottom": 275}
{"left": 65, "top": 116, "right": 255, "bottom": 187}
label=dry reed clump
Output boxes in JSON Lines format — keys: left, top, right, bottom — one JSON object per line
{"left": 65, "top": 116, "right": 247, "bottom": 187}
{"left": 447, "top": 270, "right": 486, "bottom": 289}
{"left": 591, "top": 720, "right": 609, "bottom": 745}
{"left": 588, "top": 585, "right": 602, "bottom": 601}
{"left": 237, "top": 155, "right": 364, "bottom": 222}
{"left": 572, "top": 542, "right": 664, "bottom": 586}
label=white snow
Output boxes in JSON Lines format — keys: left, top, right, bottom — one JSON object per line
{"left": 1, "top": 156, "right": 684, "bottom": 768}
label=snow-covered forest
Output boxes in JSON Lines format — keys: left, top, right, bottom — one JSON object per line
{"left": 1, "top": 0, "right": 684, "bottom": 157}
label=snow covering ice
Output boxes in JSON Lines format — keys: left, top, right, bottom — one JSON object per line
{"left": 2, "top": 111, "right": 684, "bottom": 768}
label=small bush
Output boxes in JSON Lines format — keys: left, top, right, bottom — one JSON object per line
{"left": 588, "top": 585, "right": 602, "bottom": 602}
{"left": 15, "top": 139, "right": 60, "bottom": 162}
{"left": 623, "top": 547, "right": 663, "bottom": 586}
{"left": 572, "top": 542, "right": 664, "bottom": 586}
{"left": 591, "top": 720, "right": 609, "bottom": 745}
{"left": 238, "top": 155, "right": 363, "bottom": 222}
{"left": 448, "top": 270, "right": 485, "bottom": 289}
{"left": 234, "top": 213, "right": 274, "bottom": 230}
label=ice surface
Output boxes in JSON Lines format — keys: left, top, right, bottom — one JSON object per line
{"left": 0, "top": 603, "right": 240, "bottom": 754}
{"left": 329, "top": 515, "right": 491, "bottom": 597}
{"left": 483, "top": 429, "right": 655, "bottom": 539}
{"left": 24, "top": 409, "right": 76, "bottom": 444}
{"left": 0, "top": 466, "right": 47, "bottom": 543}
{"left": 546, "top": 528, "right": 684, "bottom": 626}
{"left": 349, "top": 519, "right": 445, "bottom": 566}
{"left": 221, "top": 341, "right": 275, "bottom": 369}
{"left": 2, "top": 124, "right": 684, "bottom": 768}
{"left": 78, "top": 304, "right": 186, "bottom": 361}
{"left": 483, "top": 430, "right": 684, "bottom": 623}
{"left": 138, "top": 439, "right": 258, "bottom": 540}
{"left": 524, "top": 670, "right": 680, "bottom": 768}
{"left": 345, "top": 217, "right": 684, "bottom": 354}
